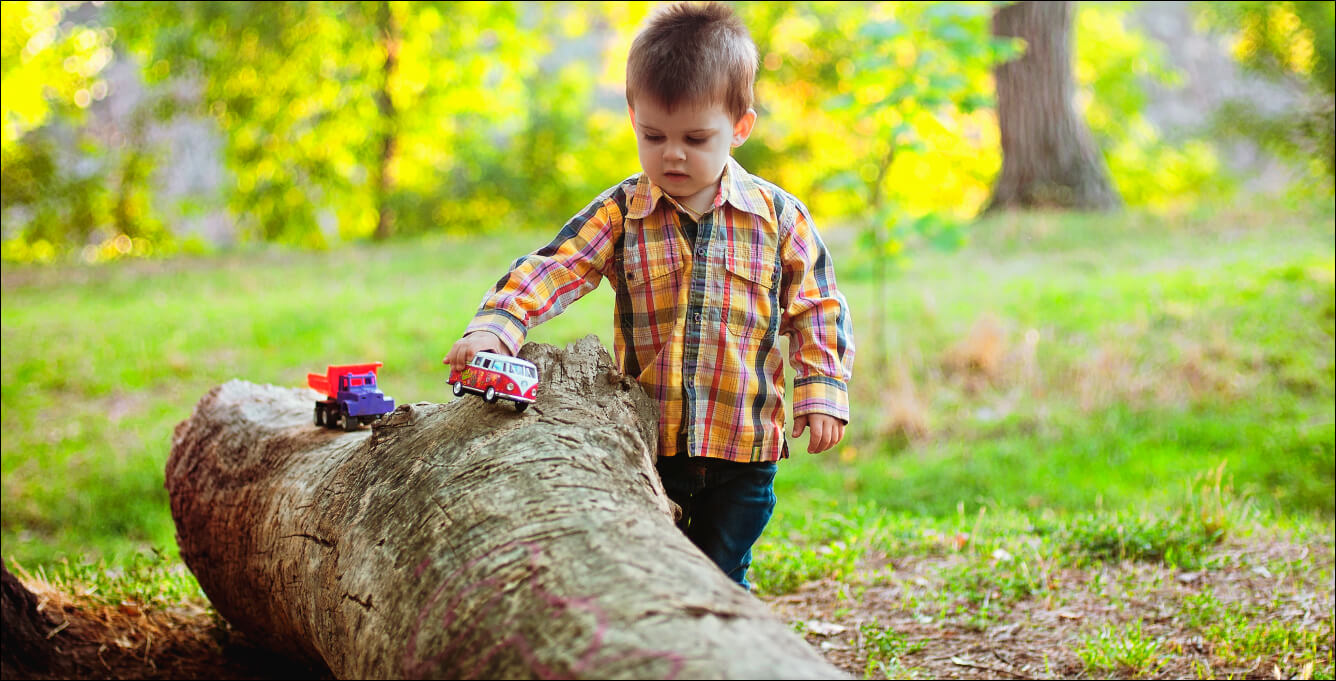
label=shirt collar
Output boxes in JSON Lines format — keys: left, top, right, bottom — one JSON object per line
{"left": 626, "top": 157, "right": 776, "bottom": 224}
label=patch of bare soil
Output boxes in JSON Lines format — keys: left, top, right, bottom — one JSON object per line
{"left": 760, "top": 537, "right": 1335, "bottom": 680}
{"left": 8, "top": 581, "right": 329, "bottom": 681}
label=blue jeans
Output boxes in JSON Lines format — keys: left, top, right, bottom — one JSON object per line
{"left": 655, "top": 456, "right": 777, "bottom": 590}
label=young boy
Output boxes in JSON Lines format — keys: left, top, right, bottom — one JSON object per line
{"left": 444, "top": 1, "right": 854, "bottom": 590}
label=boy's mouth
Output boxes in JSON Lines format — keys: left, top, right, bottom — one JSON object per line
{"left": 663, "top": 171, "right": 689, "bottom": 181}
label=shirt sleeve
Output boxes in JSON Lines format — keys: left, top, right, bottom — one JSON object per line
{"left": 464, "top": 195, "right": 623, "bottom": 354}
{"left": 777, "top": 201, "right": 855, "bottom": 423}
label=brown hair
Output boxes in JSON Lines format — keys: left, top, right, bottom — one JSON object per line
{"left": 625, "top": 2, "right": 757, "bottom": 122}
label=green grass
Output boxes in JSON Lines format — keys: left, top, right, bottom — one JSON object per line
{"left": 7, "top": 547, "right": 207, "bottom": 608}
{"left": 1182, "top": 589, "right": 1335, "bottom": 679}
{"left": 2, "top": 199, "right": 1333, "bottom": 586}
{"left": 1077, "top": 618, "right": 1168, "bottom": 677}
{"left": 859, "top": 618, "right": 925, "bottom": 679}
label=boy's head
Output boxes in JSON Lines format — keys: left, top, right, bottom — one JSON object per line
{"left": 625, "top": 2, "right": 758, "bottom": 211}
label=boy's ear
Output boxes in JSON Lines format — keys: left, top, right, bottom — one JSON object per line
{"left": 628, "top": 105, "right": 636, "bottom": 127}
{"left": 731, "top": 108, "right": 757, "bottom": 148}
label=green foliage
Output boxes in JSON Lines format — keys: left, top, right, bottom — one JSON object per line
{"left": 1, "top": 1, "right": 121, "bottom": 262}
{"left": 1, "top": 1, "right": 1271, "bottom": 263}
{"left": 0, "top": 1, "right": 113, "bottom": 146}
{"left": 109, "top": 1, "right": 553, "bottom": 245}
{"left": 1192, "top": 1, "right": 1336, "bottom": 188}
{"left": 1076, "top": 3, "right": 1236, "bottom": 210}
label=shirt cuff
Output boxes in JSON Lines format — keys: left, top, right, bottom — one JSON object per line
{"left": 464, "top": 309, "right": 527, "bottom": 355}
{"left": 792, "top": 375, "right": 850, "bottom": 423}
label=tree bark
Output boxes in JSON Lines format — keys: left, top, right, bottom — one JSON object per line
{"left": 165, "top": 335, "right": 843, "bottom": 680}
{"left": 1, "top": 566, "right": 68, "bottom": 679}
{"left": 984, "top": 0, "right": 1121, "bottom": 213}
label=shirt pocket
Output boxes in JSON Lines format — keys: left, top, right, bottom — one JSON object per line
{"left": 623, "top": 249, "right": 685, "bottom": 350}
{"left": 723, "top": 244, "right": 779, "bottom": 339}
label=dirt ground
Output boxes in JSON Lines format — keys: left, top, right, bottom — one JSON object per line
{"left": 6, "top": 537, "right": 1332, "bottom": 680}
{"left": 767, "top": 538, "right": 1334, "bottom": 680}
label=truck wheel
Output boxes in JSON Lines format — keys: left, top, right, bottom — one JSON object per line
{"left": 483, "top": 386, "right": 497, "bottom": 403}
{"left": 341, "top": 411, "right": 360, "bottom": 432}
{"left": 514, "top": 401, "right": 529, "bottom": 413}
{"left": 314, "top": 405, "right": 324, "bottom": 427}
{"left": 452, "top": 381, "right": 464, "bottom": 397}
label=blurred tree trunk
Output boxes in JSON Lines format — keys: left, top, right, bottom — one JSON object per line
{"left": 372, "top": 0, "right": 399, "bottom": 241}
{"left": 984, "top": 0, "right": 1120, "bottom": 213}
{"left": 166, "top": 336, "right": 844, "bottom": 679}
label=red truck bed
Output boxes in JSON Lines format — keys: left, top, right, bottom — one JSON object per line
{"left": 307, "top": 362, "right": 383, "bottom": 399}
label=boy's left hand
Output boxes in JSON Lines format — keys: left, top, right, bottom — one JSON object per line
{"left": 792, "top": 414, "right": 845, "bottom": 454}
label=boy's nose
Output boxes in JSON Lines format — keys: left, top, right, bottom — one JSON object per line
{"left": 664, "top": 144, "right": 686, "bottom": 161}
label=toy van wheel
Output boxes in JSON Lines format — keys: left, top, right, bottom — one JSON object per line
{"left": 514, "top": 401, "right": 529, "bottom": 413}
{"left": 483, "top": 386, "right": 497, "bottom": 403}
{"left": 452, "top": 381, "right": 464, "bottom": 397}
{"left": 314, "top": 405, "right": 324, "bottom": 427}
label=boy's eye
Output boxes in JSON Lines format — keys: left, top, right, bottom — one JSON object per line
{"left": 643, "top": 134, "right": 665, "bottom": 142}
{"left": 687, "top": 137, "right": 708, "bottom": 144}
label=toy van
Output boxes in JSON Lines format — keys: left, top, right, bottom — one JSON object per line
{"left": 448, "top": 351, "right": 539, "bottom": 412}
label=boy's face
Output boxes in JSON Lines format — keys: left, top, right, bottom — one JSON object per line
{"left": 630, "top": 97, "right": 756, "bottom": 213}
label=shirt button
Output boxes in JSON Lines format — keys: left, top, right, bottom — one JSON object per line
{"left": 696, "top": 248, "right": 704, "bottom": 257}
{"left": 693, "top": 312, "right": 701, "bottom": 323}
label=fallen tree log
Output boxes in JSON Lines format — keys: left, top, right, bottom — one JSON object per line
{"left": 1, "top": 565, "right": 67, "bottom": 679}
{"left": 166, "top": 336, "right": 844, "bottom": 680}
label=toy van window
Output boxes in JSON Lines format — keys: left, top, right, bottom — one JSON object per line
{"left": 352, "top": 377, "right": 363, "bottom": 386}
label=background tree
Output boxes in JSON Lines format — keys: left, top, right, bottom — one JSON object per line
{"left": 985, "top": 0, "right": 1121, "bottom": 212}
{"left": 372, "top": 0, "right": 399, "bottom": 240}
{"left": 738, "top": 2, "right": 1018, "bottom": 383}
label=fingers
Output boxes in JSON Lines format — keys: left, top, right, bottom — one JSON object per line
{"left": 810, "top": 417, "right": 829, "bottom": 453}
{"left": 456, "top": 344, "right": 475, "bottom": 372}
{"left": 798, "top": 415, "right": 846, "bottom": 454}
{"left": 444, "top": 332, "right": 508, "bottom": 373}
{"left": 444, "top": 340, "right": 469, "bottom": 373}
{"left": 791, "top": 414, "right": 808, "bottom": 439}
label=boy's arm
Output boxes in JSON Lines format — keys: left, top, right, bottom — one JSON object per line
{"left": 778, "top": 203, "right": 855, "bottom": 427}
{"left": 460, "top": 195, "right": 624, "bottom": 356}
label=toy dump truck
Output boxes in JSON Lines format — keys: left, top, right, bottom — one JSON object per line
{"left": 308, "top": 362, "right": 396, "bottom": 431}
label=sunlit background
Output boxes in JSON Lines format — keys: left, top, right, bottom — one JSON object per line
{"left": 2, "top": 1, "right": 1331, "bottom": 263}
{"left": 1, "top": 7, "right": 1333, "bottom": 672}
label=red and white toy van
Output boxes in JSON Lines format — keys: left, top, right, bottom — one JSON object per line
{"left": 449, "top": 351, "right": 539, "bottom": 412}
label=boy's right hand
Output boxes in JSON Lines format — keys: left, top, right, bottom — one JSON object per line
{"left": 443, "top": 331, "right": 510, "bottom": 373}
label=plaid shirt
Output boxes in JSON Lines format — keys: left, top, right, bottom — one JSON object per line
{"left": 465, "top": 157, "right": 854, "bottom": 462}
